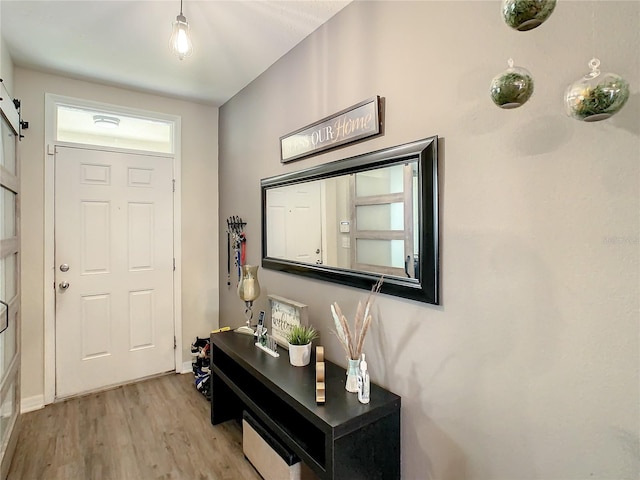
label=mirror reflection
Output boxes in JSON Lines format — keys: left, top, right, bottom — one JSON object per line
{"left": 261, "top": 135, "right": 439, "bottom": 305}
{"left": 265, "top": 161, "right": 419, "bottom": 279}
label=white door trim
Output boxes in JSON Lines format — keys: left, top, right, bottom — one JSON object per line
{"left": 43, "top": 93, "right": 183, "bottom": 405}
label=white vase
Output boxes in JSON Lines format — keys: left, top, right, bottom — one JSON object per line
{"left": 346, "top": 358, "right": 360, "bottom": 393}
{"left": 288, "top": 343, "right": 311, "bottom": 367}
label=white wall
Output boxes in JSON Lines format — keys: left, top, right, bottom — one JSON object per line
{"left": 16, "top": 68, "right": 220, "bottom": 402}
{"left": 218, "top": 1, "right": 639, "bottom": 479}
{"left": 0, "top": 38, "right": 13, "bottom": 96}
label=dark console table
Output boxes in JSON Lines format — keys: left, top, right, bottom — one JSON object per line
{"left": 210, "top": 332, "right": 401, "bottom": 480}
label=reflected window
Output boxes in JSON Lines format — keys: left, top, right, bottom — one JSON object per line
{"left": 356, "top": 239, "right": 405, "bottom": 270}
{"left": 356, "top": 203, "right": 404, "bottom": 231}
{"left": 355, "top": 164, "right": 404, "bottom": 196}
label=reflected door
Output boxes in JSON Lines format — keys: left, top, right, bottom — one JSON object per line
{"left": 266, "top": 182, "right": 322, "bottom": 264}
{"left": 350, "top": 163, "right": 416, "bottom": 277}
{"left": 0, "top": 92, "right": 21, "bottom": 479}
{"left": 54, "top": 147, "right": 175, "bottom": 398}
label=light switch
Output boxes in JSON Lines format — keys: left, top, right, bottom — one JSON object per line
{"left": 342, "top": 237, "right": 350, "bottom": 248}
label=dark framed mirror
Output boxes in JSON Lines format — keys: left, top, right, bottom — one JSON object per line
{"left": 261, "top": 136, "right": 439, "bottom": 304}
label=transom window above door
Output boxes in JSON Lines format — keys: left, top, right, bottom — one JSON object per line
{"left": 56, "top": 105, "right": 174, "bottom": 154}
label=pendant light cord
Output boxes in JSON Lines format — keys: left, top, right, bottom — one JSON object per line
{"left": 590, "top": 2, "right": 596, "bottom": 59}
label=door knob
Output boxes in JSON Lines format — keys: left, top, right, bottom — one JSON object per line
{"left": 59, "top": 282, "right": 70, "bottom": 290}
{"left": 59, "top": 264, "right": 69, "bottom": 272}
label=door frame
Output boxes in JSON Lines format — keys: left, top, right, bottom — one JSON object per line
{"left": 42, "top": 94, "right": 183, "bottom": 405}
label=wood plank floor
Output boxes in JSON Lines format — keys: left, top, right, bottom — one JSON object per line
{"left": 8, "top": 373, "right": 262, "bottom": 480}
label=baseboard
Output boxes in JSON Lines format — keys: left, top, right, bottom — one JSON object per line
{"left": 21, "top": 394, "right": 45, "bottom": 413}
{"left": 181, "top": 360, "right": 194, "bottom": 374}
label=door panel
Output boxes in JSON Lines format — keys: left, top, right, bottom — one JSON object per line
{"left": 0, "top": 89, "right": 21, "bottom": 480}
{"left": 0, "top": 119, "right": 16, "bottom": 175}
{"left": 129, "top": 290, "right": 154, "bottom": 350}
{"left": 55, "top": 146, "right": 174, "bottom": 398}
{"left": 80, "top": 294, "right": 111, "bottom": 359}
{"left": 0, "top": 307, "right": 17, "bottom": 381}
{"left": 0, "top": 383, "right": 16, "bottom": 445}
{"left": 128, "top": 203, "right": 154, "bottom": 270}
{"left": 81, "top": 201, "right": 111, "bottom": 273}
{"left": 350, "top": 163, "right": 415, "bottom": 277}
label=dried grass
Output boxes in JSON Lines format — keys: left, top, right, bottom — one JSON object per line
{"left": 330, "top": 277, "right": 383, "bottom": 360}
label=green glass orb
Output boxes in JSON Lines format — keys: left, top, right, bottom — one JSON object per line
{"left": 490, "top": 65, "right": 534, "bottom": 109}
{"left": 565, "top": 69, "right": 630, "bottom": 122}
{"left": 502, "top": 0, "right": 556, "bottom": 31}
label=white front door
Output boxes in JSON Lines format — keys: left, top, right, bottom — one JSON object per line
{"left": 54, "top": 146, "right": 175, "bottom": 398}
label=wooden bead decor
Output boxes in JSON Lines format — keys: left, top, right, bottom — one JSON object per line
{"left": 316, "top": 346, "right": 325, "bottom": 404}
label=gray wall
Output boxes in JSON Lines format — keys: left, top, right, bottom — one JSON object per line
{"left": 218, "top": 1, "right": 639, "bottom": 479}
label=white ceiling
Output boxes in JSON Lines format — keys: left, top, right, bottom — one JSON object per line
{"left": 1, "top": 0, "right": 350, "bottom": 106}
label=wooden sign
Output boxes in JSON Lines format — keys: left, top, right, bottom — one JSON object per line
{"left": 280, "top": 96, "right": 382, "bottom": 163}
{"left": 268, "top": 294, "right": 309, "bottom": 349}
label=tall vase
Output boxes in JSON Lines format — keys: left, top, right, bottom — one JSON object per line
{"left": 237, "top": 265, "right": 260, "bottom": 303}
{"left": 237, "top": 265, "right": 260, "bottom": 331}
{"left": 346, "top": 358, "right": 360, "bottom": 393}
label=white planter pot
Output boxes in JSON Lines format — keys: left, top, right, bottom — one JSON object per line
{"left": 288, "top": 343, "right": 312, "bottom": 367}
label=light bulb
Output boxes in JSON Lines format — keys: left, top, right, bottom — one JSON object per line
{"left": 170, "top": 14, "right": 193, "bottom": 60}
{"left": 176, "top": 29, "right": 190, "bottom": 54}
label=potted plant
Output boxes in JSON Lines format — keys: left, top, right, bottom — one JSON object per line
{"left": 286, "top": 325, "right": 318, "bottom": 367}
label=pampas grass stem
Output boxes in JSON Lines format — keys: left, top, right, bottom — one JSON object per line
{"left": 330, "top": 277, "right": 384, "bottom": 361}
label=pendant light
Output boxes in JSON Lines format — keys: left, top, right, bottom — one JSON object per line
{"left": 169, "top": 0, "right": 193, "bottom": 60}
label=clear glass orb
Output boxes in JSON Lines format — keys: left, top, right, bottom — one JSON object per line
{"left": 490, "top": 59, "right": 535, "bottom": 109}
{"left": 565, "top": 59, "right": 630, "bottom": 122}
{"left": 502, "top": 0, "right": 556, "bottom": 31}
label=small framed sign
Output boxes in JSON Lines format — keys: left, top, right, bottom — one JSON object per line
{"left": 268, "top": 294, "right": 309, "bottom": 349}
{"left": 280, "top": 96, "right": 382, "bottom": 163}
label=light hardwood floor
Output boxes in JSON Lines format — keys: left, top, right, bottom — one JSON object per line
{"left": 8, "top": 373, "right": 262, "bottom": 480}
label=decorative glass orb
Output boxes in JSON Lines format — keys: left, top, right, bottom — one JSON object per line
{"left": 565, "top": 58, "right": 630, "bottom": 122}
{"left": 490, "top": 59, "right": 534, "bottom": 109}
{"left": 502, "top": 0, "right": 556, "bottom": 31}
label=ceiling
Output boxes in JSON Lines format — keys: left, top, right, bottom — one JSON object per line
{"left": 1, "top": 0, "right": 350, "bottom": 106}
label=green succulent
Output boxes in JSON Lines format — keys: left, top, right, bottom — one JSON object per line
{"left": 286, "top": 324, "right": 318, "bottom": 346}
